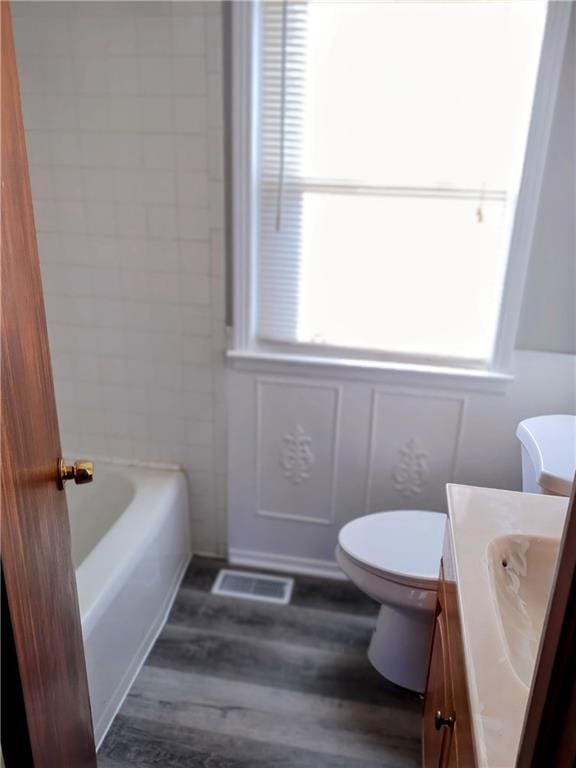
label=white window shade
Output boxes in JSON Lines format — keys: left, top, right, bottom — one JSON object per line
{"left": 258, "top": 0, "right": 308, "bottom": 343}
{"left": 256, "top": 1, "right": 548, "bottom": 365}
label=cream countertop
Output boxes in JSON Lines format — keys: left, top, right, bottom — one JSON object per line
{"left": 445, "top": 484, "right": 569, "bottom": 768}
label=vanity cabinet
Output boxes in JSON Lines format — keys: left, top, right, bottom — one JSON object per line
{"left": 422, "top": 558, "right": 477, "bottom": 768}
{"left": 423, "top": 608, "right": 453, "bottom": 767}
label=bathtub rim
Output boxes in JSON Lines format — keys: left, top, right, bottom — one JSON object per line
{"left": 74, "top": 463, "right": 189, "bottom": 637}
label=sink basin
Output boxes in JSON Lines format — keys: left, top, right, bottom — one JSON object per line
{"left": 487, "top": 534, "right": 560, "bottom": 688}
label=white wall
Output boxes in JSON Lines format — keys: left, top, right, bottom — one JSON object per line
{"left": 516, "top": 4, "right": 575, "bottom": 354}
{"left": 13, "top": 1, "right": 227, "bottom": 555}
{"left": 228, "top": 352, "right": 575, "bottom": 577}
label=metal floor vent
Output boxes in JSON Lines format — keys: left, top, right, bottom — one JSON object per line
{"left": 211, "top": 569, "right": 294, "bottom": 605}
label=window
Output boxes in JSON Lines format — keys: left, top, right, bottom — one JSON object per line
{"left": 232, "top": 1, "right": 568, "bottom": 378}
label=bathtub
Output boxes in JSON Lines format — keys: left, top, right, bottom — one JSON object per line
{"left": 66, "top": 461, "right": 190, "bottom": 748}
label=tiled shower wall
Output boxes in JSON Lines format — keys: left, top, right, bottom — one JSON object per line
{"left": 13, "top": 1, "right": 227, "bottom": 554}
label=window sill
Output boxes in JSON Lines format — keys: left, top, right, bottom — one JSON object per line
{"left": 227, "top": 349, "right": 514, "bottom": 394}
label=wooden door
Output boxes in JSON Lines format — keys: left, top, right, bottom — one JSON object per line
{"left": 1, "top": 3, "right": 97, "bottom": 765}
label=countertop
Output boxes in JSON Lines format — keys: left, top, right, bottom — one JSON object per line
{"left": 445, "top": 484, "right": 569, "bottom": 768}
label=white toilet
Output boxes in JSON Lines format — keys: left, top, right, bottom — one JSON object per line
{"left": 337, "top": 413, "right": 575, "bottom": 694}
{"left": 336, "top": 509, "right": 445, "bottom": 693}
{"left": 516, "top": 414, "right": 576, "bottom": 496}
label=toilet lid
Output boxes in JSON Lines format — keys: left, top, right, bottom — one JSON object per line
{"left": 338, "top": 510, "right": 446, "bottom": 588}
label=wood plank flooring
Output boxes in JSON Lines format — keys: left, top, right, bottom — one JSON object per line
{"left": 98, "top": 557, "right": 422, "bottom": 767}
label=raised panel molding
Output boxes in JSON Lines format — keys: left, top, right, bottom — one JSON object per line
{"left": 229, "top": 352, "right": 574, "bottom": 573}
{"left": 365, "top": 389, "right": 466, "bottom": 514}
{"left": 229, "top": 352, "right": 574, "bottom": 576}
{"left": 255, "top": 379, "right": 341, "bottom": 525}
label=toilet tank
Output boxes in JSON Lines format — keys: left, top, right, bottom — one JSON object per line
{"left": 516, "top": 415, "right": 576, "bottom": 497}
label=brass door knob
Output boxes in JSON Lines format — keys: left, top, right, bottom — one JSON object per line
{"left": 434, "top": 710, "right": 455, "bottom": 731}
{"left": 57, "top": 459, "right": 94, "bottom": 489}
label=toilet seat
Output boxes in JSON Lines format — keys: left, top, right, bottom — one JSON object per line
{"left": 338, "top": 510, "right": 446, "bottom": 590}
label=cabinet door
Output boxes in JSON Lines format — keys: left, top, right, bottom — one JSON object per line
{"left": 422, "top": 611, "right": 454, "bottom": 768}
{"left": 441, "top": 559, "right": 476, "bottom": 767}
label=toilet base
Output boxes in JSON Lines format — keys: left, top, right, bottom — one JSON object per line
{"left": 368, "top": 603, "right": 435, "bottom": 693}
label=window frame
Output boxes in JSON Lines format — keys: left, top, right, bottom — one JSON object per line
{"left": 230, "top": 1, "right": 571, "bottom": 392}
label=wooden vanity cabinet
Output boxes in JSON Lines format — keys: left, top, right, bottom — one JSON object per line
{"left": 423, "top": 605, "right": 453, "bottom": 767}
{"left": 422, "top": 559, "right": 477, "bottom": 768}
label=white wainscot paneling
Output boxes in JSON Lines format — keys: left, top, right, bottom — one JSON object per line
{"left": 366, "top": 390, "right": 465, "bottom": 514}
{"left": 256, "top": 379, "right": 341, "bottom": 525}
{"left": 227, "top": 351, "right": 574, "bottom": 578}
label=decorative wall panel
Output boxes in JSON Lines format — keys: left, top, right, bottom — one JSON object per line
{"left": 228, "top": 352, "right": 575, "bottom": 577}
{"left": 366, "top": 390, "right": 465, "bottom": 513}
{"left": 256, "top": 380, "right": 341, "bottom": 525}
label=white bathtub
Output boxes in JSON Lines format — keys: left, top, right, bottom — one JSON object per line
{"left": 66, "top": 462, "right": 190, "bottom": 748}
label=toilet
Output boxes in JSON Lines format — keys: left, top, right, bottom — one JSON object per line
{"left": 337, "top": 413, "right": 575, "bottom": 694}
{"left": 516, "top": 414, "right": 576, "bottom": 496}
{"left": 336, "top": 509, "right": 445, "bottom": 693}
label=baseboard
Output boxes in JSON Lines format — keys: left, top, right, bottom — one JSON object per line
{"left": 228, "top": 547, "right": 347, "bottom": 581}
{"left": 94, "top": 553, "right": 190, "bottom": 750}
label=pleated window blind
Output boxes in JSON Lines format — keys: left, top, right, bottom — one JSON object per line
{"left": 256, "top": 1, "right": 547, "bottom": 364}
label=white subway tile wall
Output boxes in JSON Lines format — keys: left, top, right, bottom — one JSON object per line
{"left": 13, "top": 1, "right": 227, "bottom": 555}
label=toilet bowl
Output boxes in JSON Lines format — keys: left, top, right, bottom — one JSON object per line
{"left": 336, "top": 509, "right": 446, "bottom": 693}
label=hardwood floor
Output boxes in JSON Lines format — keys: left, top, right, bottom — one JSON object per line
{"left": 98, "top": 558, "right": 422, "bottom": 767}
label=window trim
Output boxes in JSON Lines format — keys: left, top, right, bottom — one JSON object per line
{"left": 230, "top": 1, "right": 571, "bottom": 391}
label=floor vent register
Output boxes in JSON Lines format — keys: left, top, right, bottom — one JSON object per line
{"left": 211, "top": 569, "right": 294, "bottom": 605}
